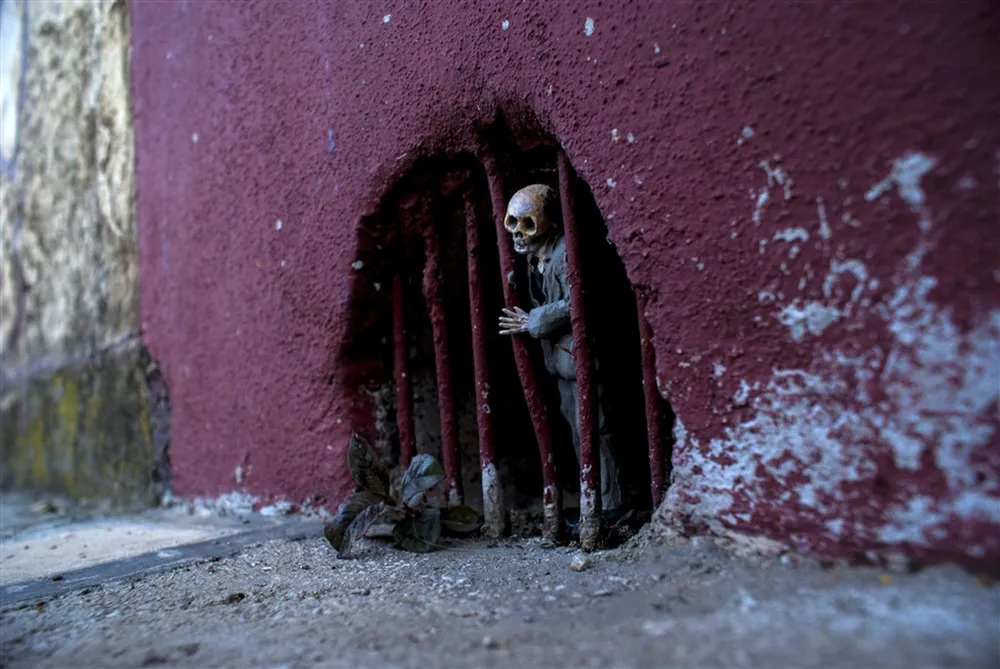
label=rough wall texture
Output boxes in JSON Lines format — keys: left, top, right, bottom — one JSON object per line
{"left": 132, "top": 1, "right": 1000, "bottom": 569}
{"left": 0, "top": 0, "right": 157, "bottom": 505}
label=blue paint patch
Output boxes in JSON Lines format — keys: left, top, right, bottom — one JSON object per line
{"left": 327, "top": 128, "right": 336, "bottom": 152}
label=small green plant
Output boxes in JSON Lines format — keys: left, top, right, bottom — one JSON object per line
{"left": 324, "top": 433, "right": 482, "bottom": 556}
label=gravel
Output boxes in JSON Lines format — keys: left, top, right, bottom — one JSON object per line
{"left": 1, "top": 531, "right": 996, "bottom": 668}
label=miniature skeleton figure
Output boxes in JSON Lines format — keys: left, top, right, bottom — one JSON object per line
{"left": 497, "top": 184, "right": 622, "bottom": 513}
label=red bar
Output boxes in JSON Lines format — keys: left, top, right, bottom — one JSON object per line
{"left": 637, "top": 294, "right": 665, "bottom": 506}
{"left": 464, "top": 193, "right": 504, "bottom": 537}
{"left": 482, "top": 154, "right": 562, "bottom": 542}
{"left": 392, "top": 273, "right": 415, "bottom": 468}
{"left": 557, "top": 149, "right": 601, "bottom": 551}
{"left": 422, "top": 228, "right": 462, "bottom": 506}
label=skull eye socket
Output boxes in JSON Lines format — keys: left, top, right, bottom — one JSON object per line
{"left": 521, "top": 217, "right": 537, "bottom": 234}
{"left": 504, "top": 215, "right": 519, "bottom": 233}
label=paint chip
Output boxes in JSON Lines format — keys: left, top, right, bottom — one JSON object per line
{"left": 611, "top": 128, "right": 619, "bottom": 142}
{"left": 352, "top": 260, "right": 364, "bottom": 271}
{"left": 742, "top": 126, "right": 755, "bottom": 139}
{"left": 653, "top": 42, "right": 661, "bottom": 54}
{"left": 584, "top": 17, "right": 595, "bottom": 36}
{"left": 501, "top": 19, "right": 510, "bottom": 31}
{"left": 275, "top": 219, "right": 283, "bottom": 231}
{"left": 606, "top": 178, "right": 617, "bottom": 188}
{"left": 382, "top": 14, "right": 391, "bottom": 23}
{"left": 626, "top": 133, "right": 635, "bottom": 144}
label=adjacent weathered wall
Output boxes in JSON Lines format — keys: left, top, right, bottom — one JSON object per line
{"left": 132, "top": 1, "right": 999, "bottom": 569}
{"left": 0, "top": 0, "right": 158, "bottom": 505}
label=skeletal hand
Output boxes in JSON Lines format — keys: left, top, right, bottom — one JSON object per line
{"left": 498, "top": 306, "right": 530, "bottom": 335}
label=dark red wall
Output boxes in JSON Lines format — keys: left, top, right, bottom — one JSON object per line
{"left": 132, "top": 1, "right": 1000, "bottom": 568}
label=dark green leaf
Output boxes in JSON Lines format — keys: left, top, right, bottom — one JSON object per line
{"left": 342, "top": 501, "right": 386, "bottom": 554}
{"left": 375, "top": 506, "right": 408, "bottom": 526}
{"left": 440, "top": 506, "right": 482, "bottom": 535}
{"left": 393, "top": 508, "right": 441, "bottom": 553}
{"left": 324, "top": 491, "right": 381, "bottom": 552}
{"left": 400, "top": 454, "right": 445, "bottom": 508}
{"left": 348, "top": 433, "right": 390, "bottom": 498}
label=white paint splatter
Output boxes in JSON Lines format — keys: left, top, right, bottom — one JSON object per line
{"left": 823, "top": 259, "right": 867, "bottom": 316}
{"left": 584, "top": 17, "right": 595, "bottom": 37}
{"left": 626, "top": 133, "right": 636, "bottom": 144}
{"left": 752, "top": 190, "right": 769, "bottom": 225}
{"left": 351, "top": 260, "right": 364, "bottom": 271}
{"left": 606, "top": 178, "right": 617, "bottom": 188}
{"left": 879, "top": 493, "right": 1000, "bottom": 543}
{"left": 501, "top": 19, "right": 510, "bottom": 31}
{"left": 816, "top": 197, "right": 831, "bottom": 240}
{"left": 773, "top": 227, "right": 809, "bottom": 243}
{"left": 653, "top": 42, "right": 661, "bottom": 54}
{"left": 760, "top": 160, "right": 793, "bottom": 201}
{"left": 713, "top": 363, "right": 727, "bottom": 379}
{"left": 866, "top": 153, "right": 937, "bottom": 215}
{"left": 732, "top": 380, "right": 756, "bottom": 406}
{"left": 275, "top": 219, "right": 283, "bottom": 231}
{"left": 776, "top": 302, "right": 840, "bottom": 341}
{"left": 610, "top": 128, "right": 619, "bottom": 142}
{"left": 382, "top": 13, "right": 391, "bottom": 24}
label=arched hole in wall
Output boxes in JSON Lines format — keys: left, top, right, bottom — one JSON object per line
{"left": 340, "top": 122, "right": 674, "bottom": 545}
{"left": 340, "top": 155, "right": 546, "bottom": 516}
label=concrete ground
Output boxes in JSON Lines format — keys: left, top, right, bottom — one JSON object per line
{"left": 0, "top": 493, "right": 246, "bottom": 586}
{"left": 0, "top": 500, "right": 997, "bottom": 669}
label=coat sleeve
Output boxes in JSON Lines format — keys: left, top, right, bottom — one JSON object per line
{"left": 527, "top": 299, "right": 570, "bottom": 338}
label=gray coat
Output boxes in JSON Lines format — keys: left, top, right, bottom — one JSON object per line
{"left": 526, "top": 236, "right": 576, "bottom": 380}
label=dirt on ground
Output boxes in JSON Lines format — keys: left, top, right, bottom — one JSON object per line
{"left": 1, "top": 526, "right": 997, "bottom": 669}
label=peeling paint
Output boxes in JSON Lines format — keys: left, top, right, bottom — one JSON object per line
{"left": 668, "top": 151, "right": 999, "bottom": 562}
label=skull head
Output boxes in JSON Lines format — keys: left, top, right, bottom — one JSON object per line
{"left": 504, "top": 184, "right": 560, "bottom": 255}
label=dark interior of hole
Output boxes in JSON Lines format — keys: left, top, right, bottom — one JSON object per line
{"left": 339, "top": 129, "right": 674, "bottom": 522}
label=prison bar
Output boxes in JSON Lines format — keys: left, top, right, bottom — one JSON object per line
{"left": 637, "top": 294, "right": 665, "bottom": 506}
{"left": 482, "top": 154, "right": 562, "bottom": 541}
{"left": 464, "top": 193, "right": 505, "bottom": 537}
{"left": 421, "top": 227, "right": 462, "bottom": 506}
{"left": 557, "top": 149, "right": 602, "bottom": 551}
{"left": 392, "top": 273, "right": 416, "bottom": 468}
